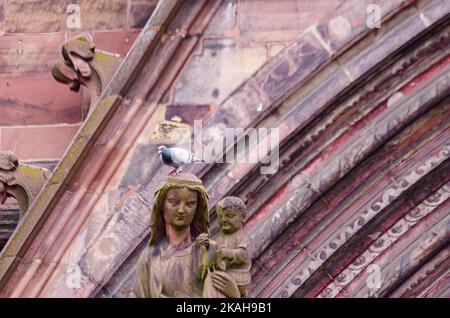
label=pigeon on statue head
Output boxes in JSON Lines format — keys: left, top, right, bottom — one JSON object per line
{"left": 158, "top": 145, "right": 203, "bottom": 176}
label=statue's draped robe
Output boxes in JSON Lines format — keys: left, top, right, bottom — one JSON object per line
{"left": 133, "top": 238, "right": 203, "bottom": 298}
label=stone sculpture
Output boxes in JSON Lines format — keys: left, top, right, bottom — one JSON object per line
{"left": 0, "top": 151, "right": 50, "bottom": 218}
{"left": 132, "top": 172, "right": 248, "bottom": 298}
{"left": 197, "top": 196, "right": 252, "bottom": 298}
{"left": 51, "top": 34, "right": 122, "bottom": 118}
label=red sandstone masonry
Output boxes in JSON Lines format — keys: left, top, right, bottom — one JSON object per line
{"left": 0, "top": 124, "right": 81, "bottom": 160}
{"left": 0, "top": 75, "right": 82, "bottom": 125}
{"left": 0, "top": 0, "right": 153, "bottom": 162}
{"left": 1, "top": 0, "right": 448, "bottom": 299}
{"left": 0, "top": 31, "right": 139, "bottom": 158}
{"left": 239, "top": 0, "right": 343, "bottom": 45}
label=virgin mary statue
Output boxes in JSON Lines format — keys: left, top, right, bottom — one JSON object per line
{"left": 132, "top": 172, "right": 239, "bottom": 298}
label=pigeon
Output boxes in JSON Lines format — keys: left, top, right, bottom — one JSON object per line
{"left": 158, "top": 146, "right": 203, "bottom": 175}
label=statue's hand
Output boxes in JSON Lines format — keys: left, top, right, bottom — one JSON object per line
{"left": 195, "top": 233, "right": 210, "bottom": 248}
{"left": 211, "top": 271, "right": 240, "bottom": 298}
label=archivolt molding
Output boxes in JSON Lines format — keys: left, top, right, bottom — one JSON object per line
{"left": 388, "top": 247, "right": 449, "bottom": 297}
{"left": 0, "top": 0, "right": 223, "bottom": 297}
{"left": 318, "top": 182, "right": 450, "bottom": 298}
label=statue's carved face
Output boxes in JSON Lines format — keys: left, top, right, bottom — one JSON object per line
{"left": 217, "top": 207, "right": 244, "bottom": 234}
{"left": 163, "top": 187, "right": 198, "bottom": 230}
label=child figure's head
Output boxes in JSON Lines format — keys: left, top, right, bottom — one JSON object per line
{"left": 216, "top": 196, "right": 246, "bottom": 234}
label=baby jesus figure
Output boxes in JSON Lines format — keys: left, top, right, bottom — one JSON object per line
{"left": 196, "top": 196, "right": 252, "bottom": 298}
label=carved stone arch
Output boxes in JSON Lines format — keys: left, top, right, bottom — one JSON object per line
{"left": 99, "top": 0, "right": 450, "bottom": 298}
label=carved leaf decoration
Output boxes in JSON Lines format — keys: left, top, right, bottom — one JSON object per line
{"left": 0, "top": 152, "right": 18, "bottom": 171}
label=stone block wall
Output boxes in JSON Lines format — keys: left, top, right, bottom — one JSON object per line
{"left": 1, "top": 0, "right": 376, "bottom": 159}
{"left": 165, "top": 0, "right": 347, "bottom": 131}
{"left": 162, "top": 0, "right": 407, "bottom": 146}
{"left": 0, "top": 0, "right": 158, "bottom": 161}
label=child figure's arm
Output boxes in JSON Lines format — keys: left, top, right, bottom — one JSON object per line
{"left": 219, "top": 232, "right": 251, "bottom": 266}
{"left": 219, "top": 247, "right": 248, "bottom": 265}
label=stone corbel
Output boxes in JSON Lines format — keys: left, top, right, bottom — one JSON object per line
{"left": 0, "top": 152, "right": 50, "bottom": 219}
{"left": 51, "top": 34, "right": 123, "bottom": 119}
